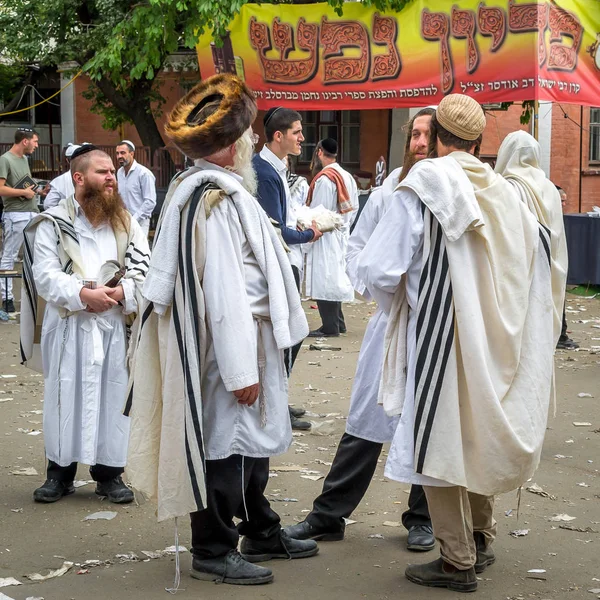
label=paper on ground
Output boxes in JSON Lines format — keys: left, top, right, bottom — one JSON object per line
{"left": 84, "top": 511, "right": 117, "bottom": 521}
{"left": 0, "top": 578, "right": 21, "bottom": 588}
{"left": 25, "top": 561, "right": 73, "bottom": 581}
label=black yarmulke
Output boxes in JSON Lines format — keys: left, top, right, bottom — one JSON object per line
{"left": 321, "top": 138, "right": 338, "bottom": 155}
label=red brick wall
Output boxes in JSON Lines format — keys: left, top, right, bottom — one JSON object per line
{"left": 480, "top": 103, "right": 531, "bottom": 158}
{"left": 550, "top": 104, "right": 600, "bottom": 214}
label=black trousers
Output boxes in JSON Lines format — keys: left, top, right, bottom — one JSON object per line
{"left": 47, "top": 460, "right": 123, "bottom": 483}
{"left": 316, "top": 300, "right": 346, "bottom": 335}
{"left": 559, "top": 304, "right": 569, "bottom": 342}
{"left": 306, "top": 433, "right": 430, "bottom": 532}
{"left": 284, "top": 266, "right": 304, "bottom": 375}
{"left": 190, "top": 455, "right": 281, "bottom": 559}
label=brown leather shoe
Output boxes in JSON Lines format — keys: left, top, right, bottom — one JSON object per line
{"left": 405, "top": 558, "right": 477, "bottom": 593}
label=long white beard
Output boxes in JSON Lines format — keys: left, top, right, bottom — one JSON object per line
{"left": 229, "top": 130, "right": 258, "bottom": 196}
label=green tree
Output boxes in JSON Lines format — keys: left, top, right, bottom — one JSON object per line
{"left": 0, "top": 0, "right": 414, "bottom": 150}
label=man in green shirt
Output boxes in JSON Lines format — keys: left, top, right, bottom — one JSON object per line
{"left": 0, "top": 127, "right": 39, "bottom": 312}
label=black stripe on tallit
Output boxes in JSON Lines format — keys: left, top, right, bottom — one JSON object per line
{"left": 172, "top": 293, "right": 204, "bottom": 510}
{"left": 52, "top": 216, "right": 79, "bottom": 243}
{"left": 538, "top": 227, "right": 551, "bottom": 266}
{"left": 124, "top": 254, "right": 150, "bottom": 268}
{"left": 20, "top": 232, "right": 37, "bottom": 364}
{"left": 413, "top": 250, "right": 451, "bottom": 444}
{"left": 128, "top": 266, "right": 147, "bottom": 276}
{"left": 416, "top": 215, "right": 443, "bottom": 336}
{"left": 123, "top": 302, "right": 155, "bottom": 417}
{"left": 63, "top": 258, "right": 73, "bottom": 274}
{"left": 182, "top": 185, "right": 208, "bottom": 468}
{"left": 416, "top": 287, "right": 455, "bottom": 472}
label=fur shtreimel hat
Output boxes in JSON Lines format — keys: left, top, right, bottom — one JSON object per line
{"left": 436, "top": 94, "right": 486, "bottom": 141}
{"left": 165, "top": 74, "right": 257, "bottom": 159}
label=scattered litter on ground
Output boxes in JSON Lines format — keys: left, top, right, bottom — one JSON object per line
{"left": 25, "top": 561, "right": 73, "bottom": 582}
{"left": 343, "top": 518, "right": 357, "bottom": 525}
{"left": 505, "top": 509, "right": 513, "bottom": 517}
{"left": 10, "top": 467, "right": 37, "bottom": 476}
{"left": 0, "top": 593, "right": 16, "bottom": 600}
{"left": 84, "top": 511, "right": 118, "bottom": 521}
{"left": 573, "top": 422, "right": 593, "bottom": 427}
{"left": 526, "top": 483, "right": 557, "bottom": 499}
{"left": 301, "top": 475, "right": 324, "bottom": 481}
{"left": 309, "top": 344, "right": 342, "bottom": 351}
{"left": 559, "top": 524, "right": 598, "bottom": 533}
{"left": 528, "top": 569, "right": 547, "bottom": 573}
{"left": 509, "top": 529, "right": 530, "bottom": 537}
{"left": 578, "top": 393, "right": 594, "bottom": 398}
{"left": 73, "top": 480, "right": 93, "bottom": 488}
{"left": 115, "top": 553, "right": 139, "bottom": 562}
{"left": 577, "top": 482, "right": 590, "bottom": 487}
{"left": 382, "top": 521, "right": 401, "bottom": 527}
{"left": 0, "top": 578, "right": 21, "bottom": 588}
{"left": 141, "top": 551, "right": 163, "bottom": 559}
{"left": 270, "top": 465, "right": 304, "bottom": 472}
{"left": 549, "top": 514, "right": 576, "bottom": 522}
{"left": 0, "top": 398, "right": 13, "bottom": 403}
{"left": 9, "top": 508, "right": 22, "bottom": 513}
{"left": 369, "top": 534, "right": 385, "bottom": 539}
{"left": 309, "top": 420, "right": 335, "bottom": 436}
{"left": 163, "top": 546, "right": 188, "bottom": 555}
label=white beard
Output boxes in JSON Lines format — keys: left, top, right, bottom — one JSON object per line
{"left": 231, "top": 129, "right": 258, "bottom": 196}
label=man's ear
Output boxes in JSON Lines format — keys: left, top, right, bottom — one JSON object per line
{"left": 72, "top": 172, "right": 84, "bottom": 186}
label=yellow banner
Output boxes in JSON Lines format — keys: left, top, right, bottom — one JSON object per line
{"left": 197, "top": 0, "right": 600, "bottom": 109}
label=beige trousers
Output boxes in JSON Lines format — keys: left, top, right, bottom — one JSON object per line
{"left": 423, "top": 486, "right": 496, "bottom": 570}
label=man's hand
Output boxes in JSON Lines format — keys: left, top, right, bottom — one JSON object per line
{"left": 106, "top": 285, "right": 125, "bottom": 303}
{"left": 309, "top": 220, "right": 323, "bottom": 242}
{"left": 80, "top": 286, "right": 119, "bottom": 313}
{"left": 233, "top": 383, "right": 260, "bottom": 406}
{"left": 22, "top": 187, "right": 36, "bottom": 200}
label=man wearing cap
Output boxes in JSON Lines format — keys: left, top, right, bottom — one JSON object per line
{"left": 126, "top": 74, "right": 318, "bottom": 586}
{"left": 20, "top": 144, "right": 150, "bottom": 505}
{"left": 0, "top": 127, "right": 39, "bottom": 313}
{"left": 357, "top": 95, "right": 555, "bottom": 592}
{"left": 285, "top": 109, "right": 435, "bottom": 552}
{"left": 252, "top": 107, "right": 322, "bottom": 431}
{"left": 116, "top": 140, "right": 156, "bottom": 236}
{"left": 305, "top": 138, "right": 358, "bottom": 337}
{"left": 44, "top": 143, "right": 81, "bottom": 210}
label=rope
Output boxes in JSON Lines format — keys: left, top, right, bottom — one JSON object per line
{"left": 0, "top": 71, "right": 83, "bottom": 117}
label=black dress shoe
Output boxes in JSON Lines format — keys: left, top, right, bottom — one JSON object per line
{"left": 191, "top": 550, "right": 273, "bottom": 585}
{"left": 407, "top": 524, "right": 435, "bottom": 551}
{"left": 308, "top": 328, "right": 339, "bottom": 338}
{"left": 290, "top": 413, "right": 311, "bottom": 431}
{"left": 283, "top": 519, "right": 345, "bottom": 542}
{"left": 405, "top": 557, "right": 477, "bottom": 593}
{"left": 33, "top": 479, "right": 75, "bottom": 503}
{"left": 95, "top": 476, "right": 134, "bottom": 504}
{"left": 2, "top": 299, "right": 15, "bottom": 313}
{"left": 289, "top": 406, "right": 306, "bottom": 418}
{"left": 474, "top": 532, "right": 495, "bottom": 573}
{"left": 240, "top": 529, "right": 319, "bottom": 563}
{"left": 556, "top": 337, "right": 579, "bottom": 350}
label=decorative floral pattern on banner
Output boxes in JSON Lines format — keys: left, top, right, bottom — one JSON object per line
{"left": 196, "top": 0, "right": 600, "bottom": 109}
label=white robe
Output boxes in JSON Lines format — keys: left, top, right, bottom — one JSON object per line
{"left": 44, "top": 171, "right": 74, "bottom": 211}
{"left": 202, "top": 194, "right": 292, "bottom": 460}
{"left": 305, "top": 163, "right": 358, "bottom": 302}
{"left": 357, "top": 187, "right": 450, "bottom": 486}
{"left": 34, "top": 207, "right": 143, "bottom": 467}
{"left": 344, "top": 169, "right": 401, "bottom": 443}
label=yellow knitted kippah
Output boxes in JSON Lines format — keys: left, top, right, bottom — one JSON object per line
{"left": 436, "top": 94, "right": 486, "bottom": 141}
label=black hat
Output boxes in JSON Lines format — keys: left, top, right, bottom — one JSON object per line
{"left": 321, "top": 138, "right": 338, "bottom": 155}
{"left": 264, "top": 107, "right": 283, "bottom": 127}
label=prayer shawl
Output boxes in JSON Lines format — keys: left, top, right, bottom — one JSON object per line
{"left": 126, "top": 166, "right": 308, "bottom": 522}
{"left": 20, "top": 195, "right": 149, "bottom": 373}
{"left": 380, "top": 152, "right": 555, "bottom": 496}
{"left": 495, "top": 130, "right": 568, "bottom": 344}
{"left": 306, "top": 167, "right": 354, "bottom": 214}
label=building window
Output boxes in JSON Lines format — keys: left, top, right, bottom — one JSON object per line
{"left": 590, "top": 108, "right": 600, "bottom": 164}
{"left": 298, "top": 110, "right": 360, "bottom": 169}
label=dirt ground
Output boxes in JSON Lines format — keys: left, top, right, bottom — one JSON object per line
{"left": 0, "top": 294, "right": 599, "bottom": 600}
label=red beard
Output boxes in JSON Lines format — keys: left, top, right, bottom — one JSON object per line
{"left": 79, "top": 184, "right": 130, "bottom": 231}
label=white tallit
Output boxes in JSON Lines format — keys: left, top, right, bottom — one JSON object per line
{"left": 495, "top": 130, "right": 568, "bottom": 344}
{"left": 379, "top": 152, "right": 555, "bottom": 495}
{"left": 126, "top": 166, "right": 308, "bottom": 522}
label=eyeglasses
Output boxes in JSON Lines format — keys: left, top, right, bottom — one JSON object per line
{"left": 251, "top": 133, "right": 260, "bottom": 145}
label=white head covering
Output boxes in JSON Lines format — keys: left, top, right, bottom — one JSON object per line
{"left": 495, "top": 130, "right": 568, "bottom": 343}
{"left": 65, "top": 143, "right": 81, "bottom": 158}
{"left": 120, "top": 140, "right": 136, "bottom": 152}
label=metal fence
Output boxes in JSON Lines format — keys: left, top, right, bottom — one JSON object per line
{"left": 0, "top": 143, "right": 186, "bottom": 188}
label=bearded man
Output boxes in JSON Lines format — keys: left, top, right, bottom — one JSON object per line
{"left": 285, "top": 109, "right": 435, "bottom": 552}
{"left": 126, "top": 74, "right": 318, "bottom": 586}
{"left": 19, "top": 145, "right": 150, "bottom": 504}
{"left": 358, "top": 95, "right": 555, "bottom": 592}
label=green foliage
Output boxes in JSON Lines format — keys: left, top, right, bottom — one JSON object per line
{"left": 0, "top": 63, "right": 26, "bottom": 103}
{"left": 520, "top": 100, "right": 536, "bottom": 125}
